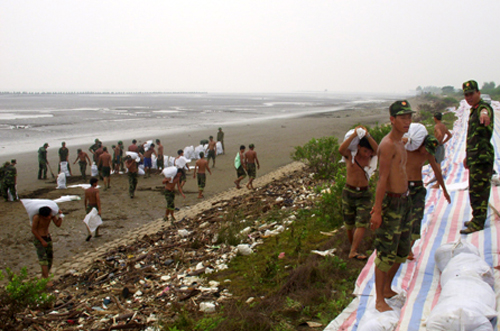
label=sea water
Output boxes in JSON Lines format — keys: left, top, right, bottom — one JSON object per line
{"left": 0, "top": 92, "right": 389, "bottom": 156}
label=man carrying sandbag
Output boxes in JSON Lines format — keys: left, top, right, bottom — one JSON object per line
{"left": 31, "top": 204, "right": 63, "bottom": 284}
{"left": 84, "top": 177, "right": 101, "bottom": 240}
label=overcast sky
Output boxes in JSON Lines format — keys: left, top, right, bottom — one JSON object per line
{"left": 1, "top": 1, "right": 499, "bottom": 93}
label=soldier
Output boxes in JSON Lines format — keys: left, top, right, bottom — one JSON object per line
{"left": 207, "top": 136, "right": 217, "bottom": 167}
{"left": 38, "top": 143, "right": 49, "bottom": 180}
{"left": 73, "top": 149, "right": 91, "bottom": 181}
{"left": 2, "top": 159, "right": 17, "bottom": 201}
{"left": 193, "top": 152, "right": 212, "bottom": 198}
{"left": 89, "top": 139, "right": 100, "bottom": 163}
{"left": 217, "top": 127, "right": 225, "bottom": 154}
{"left": 1, "top": 161, "right": 10, "bottom": 201}
{"left": 125, "top": 155, "right": 139, "bottom": 198}
{"left": 461, "top": 80, "right": 495, "bottom": 234}
{"left": 58, "top": 141, "right": 72, "bottom": 175}
{"left": 156, "top": 139, "right": 164, "bottom": 171}
{"left": 370, "top": 100, "right": 414, "bottom": 312}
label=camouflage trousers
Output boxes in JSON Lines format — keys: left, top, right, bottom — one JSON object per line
{"left": 33, "top": 235, "right": 53, "bottom": 269}
{"left": 409, "top": 182, "right": 427, "bottom": 241}
{"left": 79, "top": 161, "right": 87, "bottom": 181}
{"left": 468, "top": 161, "right": 493, "bottom": 230}
{"left": 128, "top": 172, "right": 138, "bottom": 197}
{"left": 197, "top": 173, "right": 206, "bottom": 191}
{"left": 374, "top": 193, "right": 412, "bottom": 273}
{"left": 164, "top": 190, "right": 175, "bottom": 211}
{"left": 38, "top": 163, "right": 47, "bottom": 179}
{"left": 341, "top": 186, "right": 371, "bottom": 230}
{"left": 2, "top": 182, "right": 16, "bottom": 201}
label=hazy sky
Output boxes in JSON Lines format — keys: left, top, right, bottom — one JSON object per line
{"left": 2, "top": 1, "right": 499, "bottom": 93}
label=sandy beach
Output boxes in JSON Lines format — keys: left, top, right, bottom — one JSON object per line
{"left": 0, "top": 101, "right": 392, "bottom": 277}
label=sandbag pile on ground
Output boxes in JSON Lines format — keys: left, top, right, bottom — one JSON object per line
{"left": 426, "top": 240, "right": 495, "bottom": 330}
{"left": 358, "top": 292, "right": 407, "bottom": 331}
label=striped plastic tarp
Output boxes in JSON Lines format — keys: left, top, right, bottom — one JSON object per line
{"left": 326, "top": 100, "right": 500, "bottom": 331}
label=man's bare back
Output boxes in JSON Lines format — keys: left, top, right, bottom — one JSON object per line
{"left": 195, "top": 158, "right": 210, "bottom": 174}
{"left": 99, "top": 152, "right": 112, "bottom": 168}
{"left": 85, "top": 187, "right": 100, "bottom": 208}
{"left": 245, "top": 149, "right": 257, "bottom": 163}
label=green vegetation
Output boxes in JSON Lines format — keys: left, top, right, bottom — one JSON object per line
{"left": 290, "top": 136, "right": 341, "bottom": 180}
{"left": 0, "top": 267, "right": 55, "bottom": 327}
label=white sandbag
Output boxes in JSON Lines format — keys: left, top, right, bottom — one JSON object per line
{"left": 404, "top": 123, "right": 428, "bottom": 151}
{"left": 358, "top": 292, "right": 404, "bottom": 331}
{"left": 162, "top": 166, "right": 178, "bottom": 183}
{"left": 143, "top": 140, "right": 153, "bottom": 151}
{"left": 151, "top": 154, "right": 158, "bottom": 169}
{"left": 441, "top": 253, "right": 494, "bottom": 288}
{"left": 427, "top": 276, "right": 496, "bottom": 330}
{"left": 175, "top": 156, "right": 191, "bottom": 169}
{"left": 434, "top": 240, "right": 480, "bottom": 272}
{"left": 167, "top": 156, "right": 176, "bottom": 167}
{"left": 91, "top": 163, "right": 98, "bottom": 177}
{"left": 194, "top": 145, "right": 207, "bottom": 159}
{"left": 426, "top": 306, "right": 493, "bottom": 331}
{"left": 343, "top": 128, "right": 364, "bottom": 152}
{"left": 138, "top": 164, "right": 145, "bottom": 176}
{"left": 126, "top": 151, "right": 141, "bottom": 162}
{"left": 60, "top": 161, "right": 70, "bottom": 177}
{"left": 183, "top": 146, "right": 196, "bottom": 160}
{"left": 83, "top": 207, "right": 102, "bottom": 235}
{"left": 53, "top": 195, "right": 81, "bottom": 203}
{"left": 21, "top": 199, "right": 60, "bottom": 225}
{"left": 56, "top": 172, "right": 66, "bottom": 189}
{"left": 216, "top": 141, "right": 223, "bottom": 155}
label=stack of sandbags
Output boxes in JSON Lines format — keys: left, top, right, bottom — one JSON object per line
{"left": 183, "top": 146, "right": 196, "bottom": 160}
{"left": 194, "top": 145, "right": 208, "bottom": 159}
{"left": 426, "top": 240, "right": 495, "bottom": 330}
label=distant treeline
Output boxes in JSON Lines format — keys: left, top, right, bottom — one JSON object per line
{"left": 417, "top": 81, "right": 500, "bottom": 100}
{"left": 0, "top": 91, "right": 208, "bottom": 95}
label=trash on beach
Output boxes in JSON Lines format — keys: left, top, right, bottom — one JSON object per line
{"left": 237, "top": 244, "right": 253, "bottom": 256}
{"left": 311, "top": 249, "right": 336, "bottom": 257}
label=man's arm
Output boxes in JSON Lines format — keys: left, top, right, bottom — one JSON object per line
{"left": 193, "top": 164, "right": 198, "bottom": 178}
{"left": 442, "top": 126, "right": 453, "bottom": 145}
{"left": 428, "top": 156, "right": 451, "bottom": 203}
{"left": 176, "top": 181, "right": 186, "bottom": 198}
{"left": 73, "top": 155, "right": 78, "bottom": 164}
{"left": 339, "top": 130, "right": 359, "bottom": 158}
{"left": 52, "top": 211, "right": 63, "bottom": 227}
{"left": 370, "top": 141, "right": 393, "bottom": 230}
{"left": 255, "top": 153, "right": 260, "bottom": 169}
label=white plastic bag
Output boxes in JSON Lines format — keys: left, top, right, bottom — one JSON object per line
{"left": 358, "top": 292, "right": 404, "bottom": 331}
{"left": 138, "top": 164, "right": 145, "bottom": 176}
{"left": 60, "top": 161, "right": 71, "bottom": 177}
{"left": 56, "top": 172, "right": 66, "bottom": 189}
{"left": 404, "top": 123, "right": 428, "bottom": 151}
{"left": 21, "top": 199, "right": 59, "bottom": 225}
{"left": 183, "top": 146, "right": 196, "bottom": 160}
{"left": 434, "top": 240, "right": 480, "bottom": 272}
{"left": 441, "top": 253, "right": 494, "bottom": 288}
{"left": 83, "top": 207, "right": 102, "bottom": 235}
{"left": 91, "top": 163, "right": 99, "bottom": 177}
{"left": 216, "top": 141, "right": 223, "bottom": 155}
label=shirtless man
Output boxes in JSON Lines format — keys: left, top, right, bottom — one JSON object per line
{"left": 143, "top": 143, "right": 157, "bottom": 178}
{"left": 163, "top": 170, "right": 186, "bottom": 221}
{"left": 429, "top": 112, "right": 453, "bottom": 187}
{"left": 207, "top": 136, "right": 217, "bottom": 167}
{"left": 84, "top": 177, "right": 101, "bottom": 240}
{"left": 370, "top": 100, "right": 414, "bottom": 312}
{"left": 156, "top": 139, "right": 164, "bottom": 171}
{"left": 112, "top": 144, "right": 121, "bottom": 173}
{"left": 405, "top": 123, "right": 451, "bottom": 260}
{"left": 31, "top": 205, "right": 63, "bottom": 282}
{"left": 73, "top": 149, "right": 91, "bottom": 181}
{"left": 174, "top": 150, "right": 189, "bottom": 190}
{"left": 245, "top": 144, "right": 260, "bottom": 190}
{"left": 98, "top": 147, "right": 113, "bottom": 190}
{"left": 193, "top": 152, "right": 212, "bottom": 198}
{"left": 128, "top": 139, "right": 140, "bottom": 153}
{"left": 58, "top": 141, "right": 72, "bottom": 175}
{"left": 234, "top": 145, "right": 247, "bottom": 189}
{"left": 339, "top": 126, "right": 378, "bottom": 260}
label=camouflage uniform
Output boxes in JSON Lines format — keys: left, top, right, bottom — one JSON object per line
{"left": 33, "top": 235, "right": 53, "bottom": 269}
{"left": 79, "top": 161, "right": 88, "bottom": 181}
{"left": 408, "top": 181, "right": 426, "bottom": 241}
{"left": 164, "top": 189, "right": 175, "bottom": 211}
{"left": 341, "top": 185, "right": 371, "bottom": 230}
{"left": 128, "top": 172, "right": 138, "bottom": 198}
{"left": 247, "top": 163, "right": 257, "bottom": 179}
{"left": 466, "top": 99, "right": 494, "bottom": 230}
{"left": 0, "top": 163, "right": 7, "bottom": 201}
{"left": 374, "top": 193, "right": 412, "bottom": 273}
{"left": 58, "top": 146, "right": 71, "bottom": 173}
{"left": 38, "top": 146, "right": 48, "bottom": 179}
{"left": 2, "top": 163, "right": 17, "bottom": 201}
{"left": 197, "top": 173, "right": 206, "bottom": 191}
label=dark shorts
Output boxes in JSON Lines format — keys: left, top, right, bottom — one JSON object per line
{"left": 435, "top": 144, "right": 445, "bottom": 163}
{"left": 197, "top": 173, "right": 206, "bottom": 190}
{"left": 156, "top": 155, "right": 164, "bottom": 168}
{"left": 236, "top": 165, "right": 246, "bottom": 178}
{"left": 342, "top": 186, "right": 372, "bottom": 230}
{"left": 165, "top": 189, "right": 175, "bottom": 211}
{"left": 144, "top": 157, "right": 152, "bottom": 168}
{"left": 179, "top": 168, "right": 186, "bottom": 182}
{"left": 33, "top": 235, "right": 53, "bottom": 267}
{"left": 207, "top": 150, "right": 216, "bottom": 160}
{"left": 247, "top": 163, "right": 256, "bottom": 179}
{"left": 102, "top": 166, "right": 111, "bottom": 177}
{"left": 114, "top": 156, "right": 121, "bottom": 164}
{"left": 374, "top": 193, "right": 412, "bottom": 272}
{"left": 86, "top": 204, "right": 98, "bottom": 214}
{"left": 409, "top": 182, "right": 427, "bottom": 241}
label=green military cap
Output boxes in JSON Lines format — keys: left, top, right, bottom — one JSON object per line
{"left": 11, "top": 159, "right": 16, "bottom": 164}
{"left": 462, "top": 80, "right": 479, "bottom": 93}
{"left": 390, "top": 100, "right": 416, "bottom": 117}
{"left": 218, "top": 127, "right": 222, "bottom": 130}
{"left": 249, "top": 143, "right": 255, "bottom": 148}
{"left": 423, "top": 135, "right": 439, "bottom": 155}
